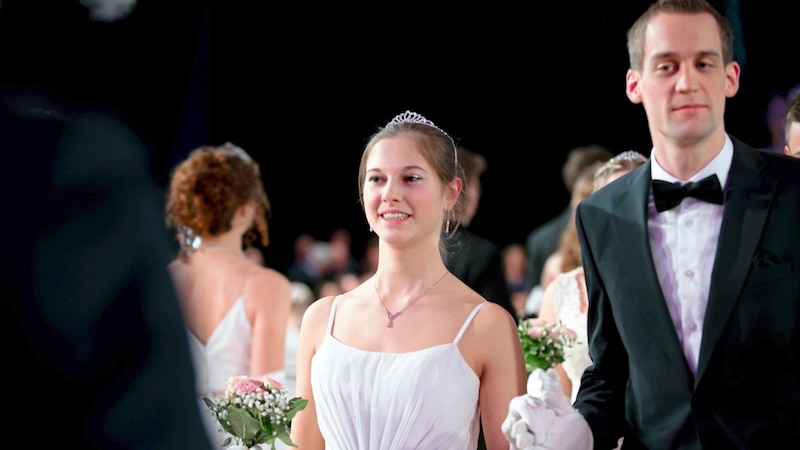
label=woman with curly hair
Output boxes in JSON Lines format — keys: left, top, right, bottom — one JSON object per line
{"left": 165, "top": 142, "right": 291, "bottom": 446}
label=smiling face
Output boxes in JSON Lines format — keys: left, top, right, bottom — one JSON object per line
{"left": 363, "top": 136, "right": 452, "bottom": 248}
{"left": 625, "top": 11, "right": 740, "bottom": 150}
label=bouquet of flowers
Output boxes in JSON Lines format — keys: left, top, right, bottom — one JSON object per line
{"left": 203, "top": 375, "right": 308, "bottom": 449}
{"left": 517, "top": 318, "right": 578, "bottom": 373}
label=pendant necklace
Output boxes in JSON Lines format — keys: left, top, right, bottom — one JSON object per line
{"left": 374, "top": 271, "right": 449, "bottom": 328}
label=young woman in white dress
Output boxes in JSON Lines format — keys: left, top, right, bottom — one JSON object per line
{"left": 290, "top": 111, "right": 527, "bottom": 449}
{"left": 165, "top": 143, "right": 291, "bottom": 447}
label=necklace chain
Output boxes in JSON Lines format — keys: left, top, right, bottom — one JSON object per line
{"left": 201, "top": 245, "right": 244, "bottom": 256}
{"left": 374, "top": 271, "right": 449, "bottom": 328}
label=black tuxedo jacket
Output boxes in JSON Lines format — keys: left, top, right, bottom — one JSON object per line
{"left": 573, "top": 137, "right": 800, "bottom": 449}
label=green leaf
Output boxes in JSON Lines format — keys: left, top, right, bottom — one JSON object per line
{"left": 275, "top": 427, "right": 298, "bottom": 448}
{"left": 285, "top": 398, "right": 309, "bottom": 421}
{"left": 226, "top": 406, "right": 263, "bottom": 445}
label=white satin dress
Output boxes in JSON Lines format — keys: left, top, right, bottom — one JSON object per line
{"left": 185, "top": 269, "right": 291, "bottom": 450}
{"left": 311, "top": 296, "right": 486, "bottom": 449}
{"left": 188, "top": 296, "right": 253, "bottom": 447}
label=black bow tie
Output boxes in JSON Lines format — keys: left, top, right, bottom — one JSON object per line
{"left": 652, "top": 174, "right": 724, "bottom": 212}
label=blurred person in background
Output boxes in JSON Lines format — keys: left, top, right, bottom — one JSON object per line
{"left": 784, "top": 88, "right": 800, "bottom": 158}
{"left": 523, "top": 144, "right": 612, "bottom": 317}
{"left": 446, "top": 146, "right": 516, "bottom": 320}
{"left": 165, "top": 142, "right": 291, "bottom": 447}
{"left": 0, "top": 0, "right": 214, "bottom": 446}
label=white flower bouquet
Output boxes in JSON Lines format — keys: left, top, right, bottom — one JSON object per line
{"left": 203, "top": 375, "right": 308, "bottom": 449}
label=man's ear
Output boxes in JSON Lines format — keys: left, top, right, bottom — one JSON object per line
{"left": 626, "top": 69, "right": 643, "bottom": 104}
{"left": 725, "top": 61, "right": 741, "bottom": 98}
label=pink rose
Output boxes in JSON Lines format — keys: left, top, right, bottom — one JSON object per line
{"left": 233, "top": 378, "right": 264, "bottom": 393}
{"left": 527, "top": 327, "right": 545, "bottom": 338}
{"left": 262, "top": 376, "right": 283, "bottom": 389}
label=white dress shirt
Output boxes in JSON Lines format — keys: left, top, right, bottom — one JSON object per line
{"left": 647, "top": 135, "right": 733, "bottom": 374}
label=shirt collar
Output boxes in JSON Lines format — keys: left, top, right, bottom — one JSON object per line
{"left": 650, "top": 134, "right": 733, "bottom": 189}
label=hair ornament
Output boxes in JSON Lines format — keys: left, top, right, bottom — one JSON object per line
{"left": 610, "top": 150, "right": 648, "bottom": 163}
{"left": 386, "top": 110, "right": 458, "bottom": 170}
{"left": 178, "top": 225, "right": 202, "bottom": 259}
{"left": 221, "top": 141, "right": 253, "bottom": 163}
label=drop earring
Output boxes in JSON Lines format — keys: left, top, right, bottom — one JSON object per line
{"left": 445, "top": 220, "right": 450, "bottom": 233}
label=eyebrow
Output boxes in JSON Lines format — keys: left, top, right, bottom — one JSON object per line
{"left": 650, "top": 49, "right": 721, "bottom": 61}
{"left": 367, "top": 165, "right": 427, "bottom": 173}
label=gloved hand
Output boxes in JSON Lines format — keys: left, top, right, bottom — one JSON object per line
{"left": 526, "top": 368, "right": 561, "bottom": 398}
{"left": 538, "top": 390, "right": 593, "bottom": 449}
{"left": 501, "top": 394, "right": 555, "bottom": 450}
{"left": 502, "top": 369, "right": 593, "bottom": 450}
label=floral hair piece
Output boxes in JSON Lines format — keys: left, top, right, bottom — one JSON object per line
{"left": 386, "top": 110, "right": 458, "bottom": 170}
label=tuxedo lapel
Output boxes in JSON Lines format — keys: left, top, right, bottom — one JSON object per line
{"left": 695, "top": 142, "right": 774, "bottom": 382}
{"left": 616, "top": 165, "right": 691, "bottom": 375}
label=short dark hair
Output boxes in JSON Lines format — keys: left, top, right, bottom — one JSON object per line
{"left": 626, "top": 0, "right": 734, "bottom": 71}
{"left": 562, "top": 145, "right": 613, "bottom": 193}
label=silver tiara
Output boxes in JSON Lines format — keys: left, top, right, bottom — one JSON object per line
{"left": 610, "top": 150, "right": 648, "bottom": 163}
{"left": 221, "top": 141, "right": 253, "bottom": 162}
{"left": 386, "top": 110, "right": 458, "bottom": 170}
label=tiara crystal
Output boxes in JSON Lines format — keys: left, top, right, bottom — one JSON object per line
{"left": 386, "top": 110, "right": 458, "bottom": 169}
{"left": 611, "top": 150, "right": 648, "bottom": 163}
{"left": 221, "top": 141, "right": 253, "bottom": 162}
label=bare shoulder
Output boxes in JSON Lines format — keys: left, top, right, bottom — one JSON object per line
{"left": 471, "top": 300, "right": 519, "bottom": 331}
{"left": 249, "top": 265, "right": 291, "bottom": 288}
{"left": 298, "top": 295, "right": 336, "bottom": 344}
{"left": 245, "top": 264, "right": 288, "bottom": 292}
{"left": 303, "top": 295, "right": 335, "bottom": 323}
{"left": 450, "top": 279, "right": 517, "bottom": 333}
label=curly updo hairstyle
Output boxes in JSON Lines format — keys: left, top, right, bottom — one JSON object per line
{"left": 165, "top": 143, "right": 272, "bottom": 248}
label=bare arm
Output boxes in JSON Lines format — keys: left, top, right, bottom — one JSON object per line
{"left": 289, "top": 297, "right": 332, "bottom": 449}
{"left": 248, "top": 268, "right": 291, "bottom": 376}
{"left": 473, "top": 303, "right": 528, "bottom": 449}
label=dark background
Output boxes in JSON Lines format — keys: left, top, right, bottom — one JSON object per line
{"left": 2, "top": 0, "right": 798, "bottom": 273}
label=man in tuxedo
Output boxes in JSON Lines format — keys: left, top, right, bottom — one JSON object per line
{"left": 0, "top": 84, "right": 214, "bottom": 449}
{"left": 503, "top": 0, "right": 800, "bottom": 448}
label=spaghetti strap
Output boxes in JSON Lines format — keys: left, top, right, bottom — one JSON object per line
{"left": 453, "top": 301, "right": 487, "bottom": 344}
{"left": 326, "top": 295, "right": 340, "bottom": 335}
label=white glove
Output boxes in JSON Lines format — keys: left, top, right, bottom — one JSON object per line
{"left": 538, "top": 390, "right": 593, "bottom": 450}
{"left": 526, "top": 368, "right": 561, "bottom": 398}
{"left": 502, "top": 370, "right": 593, "bottom": 450}
{"left": 501, "top": 394, "right": 556, "bottom": 450}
